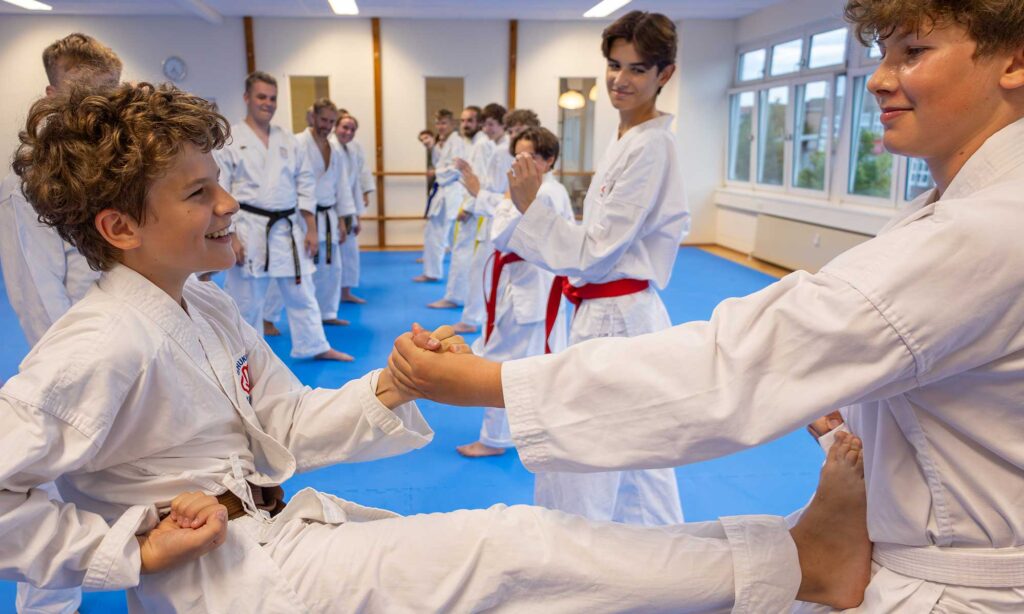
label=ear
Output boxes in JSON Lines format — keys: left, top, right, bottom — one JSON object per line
{"left": 44, "top": 84, "right": 57, "bottom": 98}
{"left": 243, "top": 91, "right": 251, "bottom": 105}
{"left": 657, "top": 64, "right": 677, "bottom": 88}
{"left": 999, "top": 45, "right": 1024, "bottom": 91}
{"left": 94, "top": 208, "right": 143, "bottom": 254}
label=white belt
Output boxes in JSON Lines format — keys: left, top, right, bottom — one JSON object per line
{"left": 874, "top": 542, "right": 1024, "bottom": 588}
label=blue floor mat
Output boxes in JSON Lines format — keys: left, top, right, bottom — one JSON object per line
{"left": 0, "top": 248, "right": 821, "bottom": 612}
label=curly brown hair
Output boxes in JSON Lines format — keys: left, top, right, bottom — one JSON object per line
{"left": 13, "top": 82, "right": 230, "bottom": 271}
{"left": 601, "top": 11, "right": 677, "bottom": 71}
{"left": 510, "top": 127, "right": 560, "bottom": 167}
{"left": 503, "top": 108, "right": 540, "bottom": 130}
{"left": 845, "top": 0, "right": 1024, "bottom": 56}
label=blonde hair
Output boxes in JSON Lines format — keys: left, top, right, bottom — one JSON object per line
{"left": 42, "top": 32, "right": 122, "bottom": 86}
{"left": 13, "top": 82, "right": 230, "bottom": 271}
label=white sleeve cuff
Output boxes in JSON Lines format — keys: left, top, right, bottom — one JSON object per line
{"left": 81, "top": 504, "right": 158, "bottom": 592}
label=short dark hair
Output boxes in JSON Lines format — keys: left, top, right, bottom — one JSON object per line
{"left": 503, "top": 108, "right": 540, "bottom": 130}
{"left": 42, "top": 32, "right": 122, "bottom": 87}
{"left": 845, "top": 0, "right": 1024, "bottom": 56}
{"left": 481, "top": 103, "right": 507, "bottom": 124}
{"left": 312, "top": 97, "right": 337, "bottom": 115}
{"left": 464, "top": 105, "right": 482, "bottom": 118}
{"left": 511, "top": 127, "right": 560, "bottom": 167}
{"left": 340, "top": 113, "right": 359, "bottom": 129}
{"left": 245, "top": 70, "right": 277, "bottom": 93}
{"left": 434, "top": 108, "right": 454, "bottom": 122}
{"left": 419, "top": 129, "right": 434, "bottom": 138}
{"left": 601, "top": 11, "right": 677, "bottom": 71}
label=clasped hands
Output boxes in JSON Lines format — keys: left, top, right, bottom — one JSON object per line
{"left": 137, "top": 491, "right": 229, "bottom": 575}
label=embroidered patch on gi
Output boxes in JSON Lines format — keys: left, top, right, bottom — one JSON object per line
{"left": 235, "top": 354, "right": 252, "bottom": 404}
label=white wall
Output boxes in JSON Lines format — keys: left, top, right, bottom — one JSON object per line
{"left": 737, "top": 0, "right": 845, "bottom": 44}
{"left": 675, "top": 19, "right": 735, "bottom": 244}
{"left": 0, "top": 15, "right": 246, "bottom": 170}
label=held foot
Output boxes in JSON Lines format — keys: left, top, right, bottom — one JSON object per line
{"left": 456, "top": 442, "right": 507, "bottom": 458}
{"left": 263, "top": 320, "right": 281, "bottom": 337}
{"left": 790, "top": 432, "right": 872, "bottom": 610}
{"left": 315, "top": 349, "right": 355, "bottom": 362}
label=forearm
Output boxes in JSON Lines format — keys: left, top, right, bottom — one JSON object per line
{"left": 300, "top": 210, "right": 317, "bottom": 236}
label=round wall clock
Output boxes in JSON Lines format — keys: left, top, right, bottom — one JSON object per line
{"left": 162, "top": 56, "right": 187, "bottom": 82}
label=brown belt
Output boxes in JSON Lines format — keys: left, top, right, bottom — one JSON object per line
{"left": 217, "top": 484, "right": 287, "bottom": 521}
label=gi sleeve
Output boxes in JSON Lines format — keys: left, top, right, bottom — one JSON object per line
{"left": 0, "top": 324, "right": 152, "bottom": 591}
{"left": 294, "top": 142, "right": 317, "bottom": 214}
{"left": 238, "top": 308, "right": 433, "bottom": 472}
{"left": 357, "top": 148, "right": 375, "bottom": 195}
{"left": 0, "top": 187, "right": 72, "bottom": 347}
{"left": 499, "top": 134, "right": 671, "bottom": 282}
{"left": 504, "top": 267, "right": 919, "bottom": 473}
{"left": 334, "top": 145, "right": 358, "bottom": 215}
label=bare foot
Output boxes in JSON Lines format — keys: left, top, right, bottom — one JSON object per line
{"left": 412, "top": 274, "right": 439, "bottom": 283}
{"left": 315, "top": 349, "right": 355, "bottom": 362}
{"left": 341, "top": 291, "right": 366, "bottom": 304}
{"left": 456, "top": 442, "right": 506, "bottom": 458}
{"left": 452, "top": 322, "right": 478, "bottom": 334}
{"left": 263, "top": 320, "right": 281, "bottom": 337}
{"left": 427, "top": 299, "right": 460, "bottom": 309}
{"left": 790, "top": 432, "right": 871, "bottom": 610}
{"left": 322, "top": 318, "right": 351, "bottom": 326}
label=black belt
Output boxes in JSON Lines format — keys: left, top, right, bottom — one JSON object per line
{"left": 239, "top": 203, "right": 301, "bottom": 284}
{"left": 315, "top": 204, "right": 334, "bottom": 265}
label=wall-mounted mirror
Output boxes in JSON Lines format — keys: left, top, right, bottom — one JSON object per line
{"left": 557, "top": 77, "right": 596, "bottom": 217}
{"left": 288, "top": 75, "right": 330, "bottom": 133}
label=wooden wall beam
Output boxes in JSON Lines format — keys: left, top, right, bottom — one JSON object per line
{"left": 243, "top": 16, "right": 256, "bottom": 73}
{"left": 507, "top": 20, "right": 518, "bottom": 109}
{"left": 372, "top": 17, "right": 387, "bottom": 248}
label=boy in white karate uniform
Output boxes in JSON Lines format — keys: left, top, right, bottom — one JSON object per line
{"left": 217, "top": 72, "right": 348, "bottom": 361}
{"left": 0, "top": 80, "right": 875, "bottom": 614}
{"left": 456, "top": 127, "right": 572, "bottom": 458}
{"left": 428, "top": 106, "right": 486, "bottom": 310}
{"left": 0, "top": 32, "right": 125, "bottom": 614}
{"left": 491, "top": 13, "right": 689, "bottom": 527}
{"left": 333, "top": 114, "right": 370, "bottom": 304}
{"left": 414, "top": 109, "right": 466, "bottom": 283}
{"left": 393, "top": 4, "right": 1024, "bottom": 611}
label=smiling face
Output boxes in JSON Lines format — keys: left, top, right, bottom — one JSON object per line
{"left": 605, "top": 38, "right": 674, "bottom": 113}
{"left": 335, "top": 117, "right": 357, "bottom": 144}
{"left": 244, "top": 80, "right": 277, "bottom": 125}
{"left": 127, "top": 144, "right": 238, "bottom": 286}
{"left": 460, "top": 108, "right": 480, "bottom": 138}
{"left": 868, "top": 20, "right": 1019, "bottom": 172}
{"left": 482, "top": 117, "right": 504, "bottom": 141}
{"left": 314, "top": 107, "right": 338, "bottom": 139}
{"left": 435, "top": 116, "right": 453, "bottom": 140}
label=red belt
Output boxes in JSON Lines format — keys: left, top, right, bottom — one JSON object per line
{"left": 484, "top": 249, "right": 524, "bottom": 343}
{"left": 543, "top": 277, "right": 650, "bottom": 353}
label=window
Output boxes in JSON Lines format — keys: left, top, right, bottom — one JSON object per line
{"left": 868, "top": 43, "right": 883, "bottom": 59}
{"left": 808, "top": 27, "right": 848, "bottom": 68}
{"left": 758, "top": 87, "right": 789, "bottom": 186}
{"left": 558, "top": 77, "right": 597, "bottom": 217}
{"left": 848, "top": 75, "right": 892, "bottom": 198}
{"left": 739, "top": 48, "right": 767, "bottom": 81}
{"left": 728, "top": 92, "right": 755, "bottom": 181}
{"left": 905, "top": 159, "right": 936, "bottom": 201}
{"left": 793, "top": 81, "right": 829, "bottom": 191}
{"left": 770, "top": 39, "right": 803, "bottom": 76}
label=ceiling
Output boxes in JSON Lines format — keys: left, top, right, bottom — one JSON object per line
{"left": 0, "top": 0, "right": 788, "bottom": 22}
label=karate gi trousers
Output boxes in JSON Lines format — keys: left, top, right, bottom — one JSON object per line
{"left": 442, "top": 214, "right": 478, "bottom": 305}
{"left": 225, "top": 267, "right": 330, "bottom": 359}
{"left": 534, "top": 286, "right": 685, "bottom": 526}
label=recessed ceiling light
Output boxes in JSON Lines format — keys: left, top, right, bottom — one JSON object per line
{"left": 1, "top": 0, "right": 53, "bottom": 10}
{"left": 327, "top": 0, "right": 359, "bottom": 15}
{"left": 583, "top": 0, "right": 632, "bottom": 18}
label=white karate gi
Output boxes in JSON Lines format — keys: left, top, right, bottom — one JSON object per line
{"left": 422, "top": 134, "right": 468, "bottom": 280}
{"left": 457, "top": 133, "right": 500, "bottom": 326}
{"left": 0, "top": 264, "right": 802, "bottom": 613}
{"left": 336, "top": 141, "right": 367, "bottom": 289}
{"left": 216, "top": 122, "right": 330, "bottom": 358}
{"left": 471, "top": 175, "right": 572, "bottom": 448}
{"left": 494, "top": 113, "right": 690, "bottom": 526}
{"left": 502, "top": 118, "right": 1024, "bottom": 611}
{"left": 0, "top": 173, "right": 85, "bottom": 614}
{"left": 443, "top": 131, "right": 488, "bottom": 305}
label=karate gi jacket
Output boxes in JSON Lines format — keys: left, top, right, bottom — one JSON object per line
{"left": 335, "top": 141, "right": 364, "bottom": 219}
{"left": 471, "top": 134, "right": 512, "bottom": 221}
{"left": 491, "top": 174, "right": 574, "bottom": 327}
{"left": 0, "top": 172, "right": 99, "bottom": 346}
{"left": 295, "top": 129, "right": 354, "bottom": 244}
{"left": 502, "top": 117, "right": 1024, "bottom": 611}
{"left": 0, "top": 265, "right": 433, "bottom": 612}
{"left": 215, "top": 123, "right": 317, "bottom": 278}
{"left": 428, "top": 134, "right": 468, "bottom": 221}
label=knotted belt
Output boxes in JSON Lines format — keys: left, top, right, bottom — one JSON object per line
{"left": 216, "top": 484, "right": 287, "bottom": 521}
{"left": 873, "top": 542, "right": 1024, "bottom": 589}
{"left": 239, "top": 203, "right": 301, "bottom": 285}
{"left": 543, "top": 277, "right": 650, "bottom": 353}
{"left": 315, "top": 204, "right": 334, "bottom": 265}
{"left": 484, "top": 249, "right": 524, "bottom": 343}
